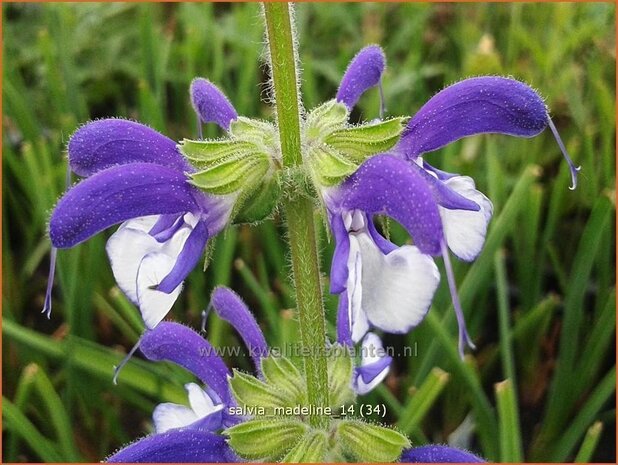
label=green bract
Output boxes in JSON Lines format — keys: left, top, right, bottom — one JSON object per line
{"left": 180, "top": 101, "right": 408, "bottom": 225}
{"left": 225, "top": 418, "right": 309, "bottom": 461}
{"left": 302, "top": 99, "right": 408, "bottom": 186}
{"left": 225, "top": 349, "right": 408, "bottom": 462}
{"left": 179, "top": 116, "right": 281, "bottom": 223}
{"left": 281, "top": 429, "right": 329, "bottom": 463}
{"left": 336, "top": 419, "right": 411, "bottom": 462}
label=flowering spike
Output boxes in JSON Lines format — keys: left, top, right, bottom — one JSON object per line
{"left": 441, "top": 240, "right": 475, "bottom": 358}
{"left": 190, "top": 78, "right": 238, "bottom": 131}
{"left": 547, "top": 117, "right": 581, "bottom": 190}
{"left": 113, "top": 334, "right": 144, "bottom": 385}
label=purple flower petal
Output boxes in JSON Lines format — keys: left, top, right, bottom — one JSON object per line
{"left": 366, "top": 218, "right": 397, "bottom": 255}
{"left": 157, "top": 220, "right": 209, "bottom": 293}
{"left": 140, "top": 322, "right": 231, "bottom": 403}
{"left": 49, "top": 163, "right": 200, "bottom": 248}
{"left": 329, "top": 213, "right": 350, "bottom": 295}
{"left": 353, "top": 333, "right": 392, "bottom": 395}
{"left": 356, "top": 355, "right": 392, "bottom": 385}
{"left": 106, "top": 429, "right": 238, "bottom": 463}
{"left": 190, "top": 78, "right": 238, "bottom": 131}
{"left": 400, "top": 445, "right": 485, "bottom": 463}
{"left": 336, "top": 291, "right": 352, "bottom": 346}
{"left": 398, "top": 77, "right": 548, "bottom": 160}
{"left": 422, "top": 161, "right": 458, "bottom": 181}
{"left": 412, "top": 163, "right": 480, "bottom": 211}
{"left": 149, "top": 214, "right": 185, "bottom": 242}
{"left": 68, "top": 119, "right": 192, "bottom": 177}
{"left": 337, "top": 45, "right": 386, "bottom": 110}
{"left": 210, "top": 287, "right": 268, "bottom": 372}
{"left": 339, "top": 154, "right": 443, "bottom": 256}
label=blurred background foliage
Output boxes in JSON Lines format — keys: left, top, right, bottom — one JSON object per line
{"left": 2, "top": 2, "right": 615, "bottom": 462}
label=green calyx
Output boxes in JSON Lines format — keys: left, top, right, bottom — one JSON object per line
{"left": 336, "top": 419, "right": 412, "bottom": 462}
{"left": 303, "top": 99, "right": 408, "bottom": 186}
{"left": 179, "top": 103, "right": 407, "bottom": 223}
{"left": 179, "top": 116, "right": 281, "bottom": 223}
{"left": 224, "top": 347, "right": 409, "bottom": 462}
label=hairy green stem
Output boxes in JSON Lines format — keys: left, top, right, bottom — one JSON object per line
{"left": 263, "top": 2, "right": 330, "bottom": 429}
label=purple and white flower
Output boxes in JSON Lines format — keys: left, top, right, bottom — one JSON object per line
{"left": 48, "top": 81, "right": 240, "bottom": 328}
{"left": 326, "top": 46, "right": 579, "bottom": 358}
{"left": 107, "top": 287, "right": 266, "bottom": 462}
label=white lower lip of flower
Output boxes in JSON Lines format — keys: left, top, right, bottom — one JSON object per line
{"left": 106, "top": 215, "right": 195, "bottom": 328}
{"left": 438, "top": 175, "right": 493, "bottom": 262}
{"left": 153, "top": 383, "right": 224, "bottom": 434}
{"left": 346, "top": 227, "right": 440, "bottom": 337}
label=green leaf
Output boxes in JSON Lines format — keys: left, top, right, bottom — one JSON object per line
{"left": 229, "top": 369, "right": 295, "bottom": 411}
{"left": 281, "top": 429, "right": 328, "bottom": 463}
{"left": 225, "top": 417, "right": 308, "bottom": 461}
{"left": 3, "top": 320, "right": 186, "bottom": 404}
{"left": 337, "top": 419, "right": 411, "bottom": 462}
{"left": 325, "top": 117, "right": 408, "bottom": 161}
{"left": 398, "top": 367, "right": 450, "bottom": 434}
{"left": 32, "top": 365, "right": 82, "bottom": 461}
{"left": 495, "top": 379, "right": 524, "bottom": 462}
{"left": 261, "top": 356, "right": 306, "bottom": 403}
{"left": 574, "top": 421, "right": 603, "bottom": 463}
{"left": 2, "top": 397, "right": 64, "bottom": 462}
{"left": 190, "top": 153, "right": 269, "bottom": 195}
{"left": 549, "top": 366, "right": 615, "bottom": 461}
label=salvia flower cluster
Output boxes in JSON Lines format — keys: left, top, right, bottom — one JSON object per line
{"left": 46, "top": 37, "right": 578, "bottom": 463}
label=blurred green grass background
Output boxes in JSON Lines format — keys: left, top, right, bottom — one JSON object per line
{"left": 2, "top": 2, "right": 615, "bottom": 462}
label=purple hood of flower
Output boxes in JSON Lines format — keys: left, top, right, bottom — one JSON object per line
{"left": 401, "top": 445, "right": 485, "bottom": 463}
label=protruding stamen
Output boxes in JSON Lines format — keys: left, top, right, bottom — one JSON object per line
{"left": 378, "top": 80, "right": 386, "bottom": 120}
{"left": 42, "top": 164, "right": 72, "bottom": 319}
{"left": 113, "top": 334, "right": 144, "bottom": 385}
{"left": 201, "top": 303, "right": 213, "bottom": 333}
{"left": 441, "top": 240, "right": 475, "bottom": 359}
{"left": 547, "top": 117, "right": 581, "bottom": 190}
{"left": 42, "top": 247, "right": 58, "bottom": 319}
